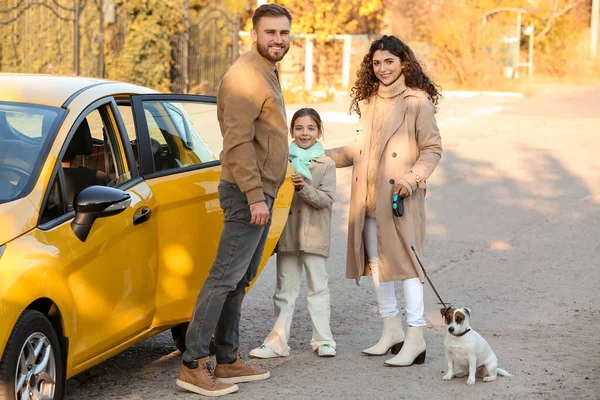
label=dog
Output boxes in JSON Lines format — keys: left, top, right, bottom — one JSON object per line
{"left": 441, "top": 307, "right": 510, "bottom": 385}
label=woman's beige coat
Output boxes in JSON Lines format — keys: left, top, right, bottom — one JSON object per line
{"left": 328, "top": 87, "right": 442, "bottom": 283}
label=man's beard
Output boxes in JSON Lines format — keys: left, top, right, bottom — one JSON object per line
{"left": 256, "top": 41, "right": 289, "bottom": 63}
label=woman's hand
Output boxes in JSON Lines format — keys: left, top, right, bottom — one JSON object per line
{"left": 292, "top": 173, "right": 306, "bottom": 191}
{"left": 394, "top": 182, "right": 410, "bottom": 198}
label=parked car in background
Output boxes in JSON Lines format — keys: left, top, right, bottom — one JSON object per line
{"left": 0, "top": 74, "right": 293, "bottom": 399}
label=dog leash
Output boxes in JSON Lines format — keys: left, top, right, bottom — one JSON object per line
{"left": 411, "top": 245, "right": 451, "bottom": 309}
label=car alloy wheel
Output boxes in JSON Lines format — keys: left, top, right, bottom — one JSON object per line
{"left": 0, "top": 310, "right": 64, "bottom": 400}
{"left": 15, "top": 332, "right": 56, "bottom": 400}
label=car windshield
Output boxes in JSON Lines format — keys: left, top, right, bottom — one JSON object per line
{"left": 0, "top": 102, "right": 63, "bottom": 204}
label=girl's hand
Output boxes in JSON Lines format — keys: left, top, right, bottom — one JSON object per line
{"left": 393, "top": 182, "right": 410, "bottom": 198}
{"left": 292, "top": 173, "right": 305, "bottom": 190}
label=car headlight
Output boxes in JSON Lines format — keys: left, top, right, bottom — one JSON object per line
{"left": 0, "top": 244, "right": 5, "bottom": 260}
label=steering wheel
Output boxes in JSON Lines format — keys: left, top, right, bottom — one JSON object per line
{"left": 0, "top": 165, "right": 31, "bottom": 194}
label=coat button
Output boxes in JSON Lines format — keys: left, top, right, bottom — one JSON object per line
{"left": 360, "top": 150, "right": 362, "bottom": 155}
{"left": 392, "top": 152, "right": 397, "bottom": 157}
{"left": 356, "top": 177, "right": 358, "bottom": 182}
{"left": 389, "top": 179, "right": 395, "bottom": 184}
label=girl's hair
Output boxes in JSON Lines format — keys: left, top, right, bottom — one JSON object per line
{"left": 350, "top": 35, "right": 441, "bottom": 116}
{"left": 290, "top": 108, "right": 323, "bottom": 135}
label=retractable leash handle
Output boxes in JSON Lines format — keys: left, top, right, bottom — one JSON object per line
{"left": 392, "top": 193, "right": 404, "bottom": 217}
{"left": 410, "top": 245, "right": 451, "bottom": 309}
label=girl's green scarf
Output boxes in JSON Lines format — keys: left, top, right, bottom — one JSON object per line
{"left": 288, "top": 141, "right": 325, "bottom": 180}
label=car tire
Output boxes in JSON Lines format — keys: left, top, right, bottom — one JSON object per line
{"left": 0, "top": 310, "right": 65, "bottom": 400}
{"left": 171, "top": 322, "right": 189, "bottom": 353}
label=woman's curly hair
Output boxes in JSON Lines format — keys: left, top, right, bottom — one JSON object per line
{"left": 350, "top": 35, "right": 441, "bottom": 116}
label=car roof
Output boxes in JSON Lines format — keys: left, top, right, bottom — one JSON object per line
{"left": 0, "top": 74, "right": 153, "bottom": 108}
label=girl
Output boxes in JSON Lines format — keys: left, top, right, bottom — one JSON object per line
{"left": 327, "top": 35, "right": 442, "bottom": 366}
{"left": 250, "top": 108, "right": 337, "bottom": 358}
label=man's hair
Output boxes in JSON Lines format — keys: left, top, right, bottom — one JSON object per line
{"left": 252, "top": 4, "right": 292, "bottom": 29}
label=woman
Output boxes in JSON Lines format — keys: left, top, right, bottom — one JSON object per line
{"left": 327, "top": 35, "right": 442, "bottom": 366}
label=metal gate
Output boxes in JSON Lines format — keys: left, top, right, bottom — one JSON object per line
{"left": 0, "top": 0, "right": 107, "bottom": 77}
{"left": 1, "top": 2, "right": 239, "bottom": 94}
{"left": 173, "top": 7, "right": 240, "bottom": 95}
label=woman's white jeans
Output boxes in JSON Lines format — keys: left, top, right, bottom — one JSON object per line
{"left": 262, "top": 252, "right": 336, "bottom": 356}
{"left": 363, "top": 217, "right": 426, "bottom": 327}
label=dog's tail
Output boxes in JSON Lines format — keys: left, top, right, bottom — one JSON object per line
{"left": 496, "top": 368, "right": 511, "bottom": 377}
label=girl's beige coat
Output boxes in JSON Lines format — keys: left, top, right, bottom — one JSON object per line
{"left": 276, "top": 156, "right": 336, "bottom": 257}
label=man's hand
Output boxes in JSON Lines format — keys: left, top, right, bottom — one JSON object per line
{"left": 393, "top": 182, "right": 410, "bottom": 198}
{"left": 250, "top": 201, "right": 270, "bottom": 226}
{"left": 292, "top": 173, "right": 305, "bottom": 191}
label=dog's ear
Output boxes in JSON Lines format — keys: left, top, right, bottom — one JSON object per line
{"left": 440, "top": 307, "right": 451, "bottom": 317}
{"left": 463, "top": 307, "right": 471, "bottom": 317}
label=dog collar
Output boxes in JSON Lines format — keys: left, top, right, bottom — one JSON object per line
{"left": 451, "top": 329, "right": 471, "bottom": 337}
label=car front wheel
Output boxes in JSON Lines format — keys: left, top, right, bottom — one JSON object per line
{"left": 0, "top": 310, "right": 65, "bottom": 400}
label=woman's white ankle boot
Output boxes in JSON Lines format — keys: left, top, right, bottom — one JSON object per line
{"left": 362, "top": 316, "right": 405, "bottom": 356}
{"left": 384, "top": 326, "right": 426, "bottom": 366}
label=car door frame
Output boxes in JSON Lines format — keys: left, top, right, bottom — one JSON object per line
{"left": 38, "top": 97, "right": 137, "bottom": 227}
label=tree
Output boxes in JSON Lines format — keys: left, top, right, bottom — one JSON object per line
{"left": 387, "top": 0, "right": 592, "bottom": 85}
{"left": 0, "top": 0, "right": 76, "bottom": 75}
{"left": 257, "top": 0, "right": 383, "bottom": 38}
{"left": 534, "top": 0, "right": 587, "bottom": 39}
{"left": 104, "top": 0, "right": 183, "bottom": 91}
{"left": 424, "top": 0, "right": 517, "bottom": 86}
{"left": 103, "top": 0, "right": 243, "bottom": 92}
{"left": 523, "top": 0, "right": 591, "bottom": 75}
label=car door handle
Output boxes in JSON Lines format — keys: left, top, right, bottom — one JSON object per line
{"left": 133, "top": 207, "right": 151, "bottom": 225}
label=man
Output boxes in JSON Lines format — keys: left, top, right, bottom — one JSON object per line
{"left": 176, "top": 4, "right": 292, "bottom": 397}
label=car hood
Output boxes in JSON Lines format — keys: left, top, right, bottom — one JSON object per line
{"left": 0, "top": 198, "right": 39, "bottom": 246}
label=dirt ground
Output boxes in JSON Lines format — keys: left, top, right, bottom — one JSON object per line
{"left": 65, "top": 84, "right": 600, "bottom": 400}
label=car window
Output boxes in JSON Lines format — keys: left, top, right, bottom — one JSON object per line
{"left": 117, "top": 104, "right": 171, "bottom": 175}
{"left": 0, "top": 102, "right": 62, "bottom": 204}
{"left": 116, "top": 104, "right": 141, "bottom": 175}
{"left": 140, "top": 101, "right": 219, "bottom": 173}
{"left": 145, "top": 109, "right": 167, "bottom": 146}
{"left": 172, "top": 102, "right": 222, "bottom": 158}
{"left": 5, "top": 111, "right": 44, "bottom": 139}
{"left": 86, "top": 110, "right": 106, "bottom": 141}
{"left": 117, "top": 105, "right": 136, "bottom": 142}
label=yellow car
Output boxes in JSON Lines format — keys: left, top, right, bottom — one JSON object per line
{"left": 0, "top": 74, "right": 293, "bottom": 399}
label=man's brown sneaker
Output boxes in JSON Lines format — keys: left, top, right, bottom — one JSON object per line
{"left": 176, "top": 357, "right": 239, "bottom": 397}
{"left": 214, "top": 352, "right": 271, "bottom": 384}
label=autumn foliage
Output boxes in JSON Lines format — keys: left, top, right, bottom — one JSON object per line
{"left": 0, "top": 0, "right": 597, "bottom": 92}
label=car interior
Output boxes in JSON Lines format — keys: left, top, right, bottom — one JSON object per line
{"left": 62, "top": 119, "right": 109, "bottom": 207}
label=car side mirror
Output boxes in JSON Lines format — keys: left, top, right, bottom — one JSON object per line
{"left": 71, "top": 186, "right": 131, "bottom": 242}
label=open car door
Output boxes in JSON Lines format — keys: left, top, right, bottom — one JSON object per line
{"left": 130, "top": 94, "right": 293, "bottom": 327}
